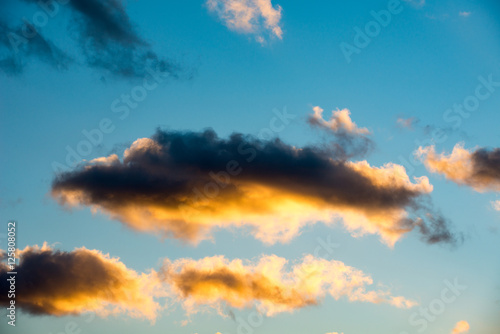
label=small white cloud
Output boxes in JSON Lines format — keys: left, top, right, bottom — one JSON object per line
{"left": 459, "top": 11, "right": 471, "bottom": 17}
{"left": 206, "top": 0, "right": 283, "bottom": 43}
{"left": 492, "top": 200, "right": 500, "bottom": 211}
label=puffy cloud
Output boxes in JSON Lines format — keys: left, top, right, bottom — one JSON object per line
{"left": 492, "top": 200, "right": 500, "bottom": 211}
{"left": 0, "top": 244, "right": 164, "bottom": 321}
{"left": 308, "top": 107, "right": 373, "bottom": 158}
{"left": 206, "top": 0, "right": 283, "bottom": 43}
{"left": 0, "top": 245, "right": 416, "bottom": 320}
{"left": 2, "top": 0, "right": 182, "bottom": 79}
{"left": 451, "top": 320, "right": 470, "bottom": 334}
{"left": 309, "top": 107, "right": 370, "bottom": 136}
{"left": 51, "top": 129, "right": 458, "bottom": 247}
{"left": 160, "top": 254, "right": 416, "bottom": 316}
{"left": 416, "top": 143, "right": 500, "bottom": 192}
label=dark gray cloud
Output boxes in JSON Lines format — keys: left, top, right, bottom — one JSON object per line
{"left": 0, "top": 20, "right": 71, "bottom": 75}
{"left": 51, "top": 128, "right": 460, "bottom": 246}
{"left": 1, "top": 0, "right": 183, "bottom": 79}
{"left": 472, "top": 148, "right": 500, "bottom": 184}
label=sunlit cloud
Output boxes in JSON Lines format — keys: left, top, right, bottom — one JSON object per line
{"left": 416, "top": 143, "right": 500, "bottom": 192}
{"left": 206, "top": 0, "right": 283, "bottom": 43}
{"left": 492, "top": 200, "right": 500, "bottom": 211}
{"left": 451, "top": 320, "right": 470, "bottom": 334}
{"left": 160, "top": 254, "right": 417, "bottom": 316}
{"left": 52, "top": 129, "right": 459, "bottom": 247}
{"left": 308, "top": 106, "right": 373, "bottom": 158}
{"left": 309, "top": 106, "right": 370, "bottom": 136}
{"left": 0, "top": 243, "right": 164, "bottom": 321}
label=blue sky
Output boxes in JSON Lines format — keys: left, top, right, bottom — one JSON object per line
{"left": 1, "top": 0, "right": 500, "bottom": 333}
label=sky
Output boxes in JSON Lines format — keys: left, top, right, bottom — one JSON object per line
{"left": 0, "top": 0, "right": 500, "bottom": 333}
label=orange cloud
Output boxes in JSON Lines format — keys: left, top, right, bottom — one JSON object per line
{"left": 52, "top": 130, "right": 458, "bottom": 247}
{"left": 1, "top": 245, "right": 416, "bottom": 320}
{"left": 161, "top": 254, "right": 417, "bottom": 316}
{"left": 416, "top": 143, "right": 500, "bottom": 192}
{"left": 0, "top": 244, "right": 164, "bottom": 321}
{"left": 451, "top": 320, "right": 470, "bottom": 334}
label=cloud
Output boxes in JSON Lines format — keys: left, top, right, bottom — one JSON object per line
{"left": 308, "top": 106, "right": 374, "bottom": 158}
{"left": 403, "top": 0, "right": 425, "bottom": 8}
{"left": 0, "top": 243, "right": 164, "bottom": 321}
{"left": 206, "top": 0, "right": 283, "bottom": 43}
{"left": 0, "top": 245, "right": 415, "bottom": 319}
{"left": 0, "top": 20, "right": 71, "bottom": 75}
{"left": 1, "top": 0, "right": 182, "bottom": 79}
{"left": 459, "top": 11, "right": 471, "bottom": 17}
{"left": 416, "top": 143, "right": 500, "bottom": 192}
{"left": 160, "top": 254, "right": 416, "bottom": 316}
{"left": 396, "top": 117, "right": 419, "bottom": 130}
{"left": 51, "top": 129, "right": 459, "bottom": 247}
{"left": 450, "top": 320, "right": 470, "bottom": 334}
{"left": 492, "top": 200, "right": 500, "bottom": 211}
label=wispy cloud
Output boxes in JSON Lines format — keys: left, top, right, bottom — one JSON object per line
{"left": 1, "top": 0, "right": 184, "bottom": 79}
{"left": 397, "top": 117, "right": 419, "bottom": 130}
{"left": 403, "top": 0, "right": 426, "bottom": 8}
{"left": 308, "top": 106, "right": 374, "bottom": 158}
{"left": 206, "top": 0, "right": 283, "bottom": 43}
{"left": 459, "top": 11, "right": 471, "bottom": 18}
{"left": 51, "top": 128, "right": 459, "bottom": 247}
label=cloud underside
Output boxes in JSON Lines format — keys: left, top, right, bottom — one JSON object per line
{"left": 51, "top": 129, "right": 458, "bottom": 247}
{"left": 417, "top": 143, "right": 500, "bottom": 192}
{"left": 206, "top": 0, "right": 283, "bottom": 43}
{"left": 0, "top": 245, "right": 416, "bottom": 320}
{"left": 1, "top": 0, "right": 181, "bottom": 78}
